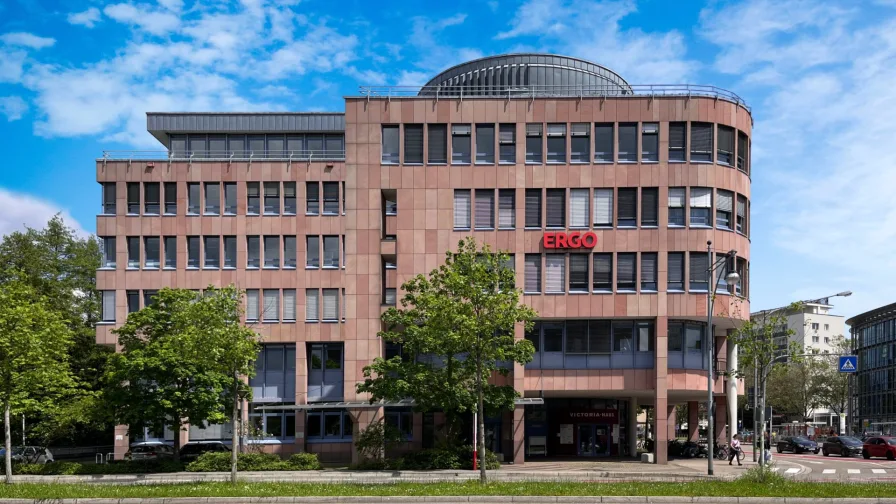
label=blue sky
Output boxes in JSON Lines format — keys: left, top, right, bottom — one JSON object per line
{"left": 1, "top": 0, "right": 893, "bottom": 326}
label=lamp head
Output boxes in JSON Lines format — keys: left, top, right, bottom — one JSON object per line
{"left": 725, "top": 271, "right": 741, "bottom": 287}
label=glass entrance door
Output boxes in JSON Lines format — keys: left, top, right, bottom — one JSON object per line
{"left": 578, "top": 424, "right": 596, "bottom": 457}
{"left": 578, "top": 424, "right": 612, "bottom": 457}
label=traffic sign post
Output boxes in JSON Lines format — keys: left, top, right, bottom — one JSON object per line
{"left": 839, "top": 355, "right": 858, "bottom": 373}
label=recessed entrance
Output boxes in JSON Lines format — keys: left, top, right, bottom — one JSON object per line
{"left": 577, "top": 423, "right": 611, "bottom": 457}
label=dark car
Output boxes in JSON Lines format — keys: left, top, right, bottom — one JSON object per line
{"left": 0, "top": 446, "right": 54, "bottom": 464}
{"left": 822, "top": 436, "right": 863, "bottom": 457}
{"left": 178, "top": 441, "right": 230, "bottom": 462}
{"left": 777, "top": 436, "right": 819, "bottom": 454}
{"left": 862, "top": 436, "right": 896, "bottom": 460}
{"left": 124, "top": 442, "right": 175, "bottom": 461}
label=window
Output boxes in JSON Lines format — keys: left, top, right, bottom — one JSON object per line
{"left": 405, "top": 124, "right": 423, "bottom": 164}
{"left": 208, "top": 134, "right": 226, "bottom": 157}
{"left": 593, "top": 188, "right": 613, "bottom": 227}
{"left": 812, "top": 336, "right": 820, "bottom": 343}
{"left": 282, "top": 182, "right": 296, "bottom": 215}
{"left": 203, "top": 183, "right": 220, "bottom": 215}
{"left": 474, "top": 189, "right": 494, "bottom": 229}
{"left": 144, "top": 183, "right": 160, "bottom": 214}
{"left": 246, "top": 236, "right": 260, "bottom": 269}
{"left": 546, "top": 124, "right": 566, "bottom": 163}
{"left": 525, "top": 124, "right": 543, "bottom": 163}
{"left": 717, "top": 125, "right": 734, "bottom": 166}
{"left": 569, "top": 254, "right": 589, "bottom": 292}
{"left": 716, "top": 190, "right": 733, "bottom": 230}
{"left": 307, "top": 410, "right": 352, "bottom": 440}
{"left": 342, "top": 182, "right": 346, "bottom": 215}
{"left": 127, "top": 290, "right": 139, "bottom": 314}
{"left": 163, "top": 182, "right": 177, "bottom": 215}
{"left": 306, "top": 134, "right": 323, "bottom": 157}
{"left": 262, "top": 289, "right": 279, "bottom": 323}
{"left": 617, "top": 188, "right": 637, "bottom": 227}
{"left": 824, "top": 324, "right": 829, "bottom": 331}
{"left": 668, "top": 188, "right": 686, "bottom": 227}
{"left": 545, "top": 254, "right": 565, "bottom": 293}
{"left": 525, "top": 323, "right": 541, "bottom": 352}
{"left": 525, "top": 189, "right": 541, "bottom": 228}
{"left": 641, "top": 253, "right": 657, "bottom": 291}
{"left": 811, "top": 322, "right": 820, "bottom": 330}
{"left": 142, "top": 290, "right": 158, "bottom": 308}
{"left": 322, "top": 289, "right": 339, "bottom": 321}
{"left": 569, "top": 123, "right": 590, "bottom": 163}
{"left": 824, "top": 336, "right": 830, "bottom": 344}
{"left": 384, "top": 288, "right": 396, "bottom": 306}
{"left": 524, "top": 254, "right": 541, "bottom": 293}
{"left": 306, "top": 236, "right": 320, "bottom": 268}
{"left": 204, "top": 236, "right": 219, "bottom": 268}
{"left": 587, "top": 320, "right": 611, "bottom": 354}
{"left": 187, "top": 183, "right": 200, "bottom": 215}
{"left": 228, "top": 135, "right": 245, "bottom": 157}
{"left": 545, "top": 189, "right": 565, "bottom": 228}
{"left": 668, "top": 322, "right": 683, "bottom": 352}
{"left": 689, "top": 252, "right": 709, "bottom": 291}
{"left": 543, "top": 323, "right": 563, "bottom": 352}
{"left": 641, "top": 123, "right": 658, "bottom": 162}
{"left": 498, "top": 124, "right": 515, "bottom": 163}
{"left": 566, "top": 320, "right": 588, "bottom": 354}
{"left": 614, "top": 322, "right": 633, "bottom": 352}
{"left": 593, "top": 253, "right": 612, "bottom": 292}
{"left": 476, "top": 124, "right": 495, "bottom": 164}
{"left": 306, "top": 182, "right": 319, "bottom": 215}
{"left": 264, "top": 236, "right": 279, "bottom": 268}
{"left": 690, "top": 188, "right": 712, "bottom": 226}
{"left": 127, "top": 183, "right": 140, "bottom": 214}
{"left": 190, "top": 135, "right": 208, "bottom": 157}
{"left": 382, "top": 125, "right": 399, "bottom": 164}
{"left": 736, "top": 195, "right": 747, "bottom": 234}
{"left": 246, "top": 182, "right": 260, "bottom": 215}
{"left": 385, "top": 409, "right": 413, "bottom": 440}
{"left": 246, "top": 290, "right": 259, "bottom": 322}
{"left": 223, "top": 236, "right": 236, "bottom": 268}
{"left": 690, "top": 122, "right": 713, "bottom": 162}
{"left": 453, "top": 190, "right": 471, "bottom": 229}
{"left": 641, "top": 188, "right": 658, "bottom": 227}
{"left": 305, "top": 289, "right": 319, "bottom": 321}
{"left": 384, "top": 195, "right": 397, "bottom": 216}
{"left": 187, "top": 236, "right": 200, "bottom": 268}
{"left": 323, "top": 236, "right": 339, "bottom": 268}
{"left": 100, "top": 237, "right": 116, "bottom": 268}
{"left": 101, "top": 291, "right": 115, "bottom": 322}
{"left": 102, "top": 182, "right": 116, "bottom": 214}
{"left": 283, "top": 236, "right": 296, "bottom": 269}
{"left": 686, "top": 323, "right": 704, "bottom": 352}
{"left": 263, "top": 182, "right": 279, "bottom": 215}
{"left": 127, "top": 237, "right": 140, "bottom": 269}
{"left": 669, "top": 122, "right": 686, "bottom": 162}
{"left": 451, "top": 124, "right": 471, "bottom": 164}
{"left": 428, "top": 124, "right": 447, "bottom": 164}
{"left": 618, "top": 123, "right": 637, "bottom": 162}
{"left": 617, "top": 253, "right": 636, "bottom": 291}
{"left": 144, "top": 237, "right": 160, "bottom": 269}
{"left": 323, "top": 182, "right": 339, "bottom": 215}
{"left": 737, "top": 131, "right": 748, "bottom": 173}
{"left": 594, "top": 123, "right": 613, "bottom": 162}
{"left": 498, "top": 189, "right": 515, "bottom": 229}
{"left": 569, "top": 189, "right": 589, "bottom": 228}
{"left": 668, "top": 252, "right": 685, "bottom": 291}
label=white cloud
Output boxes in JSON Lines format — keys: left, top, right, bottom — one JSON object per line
{"left": 157, "top": 0, "right": 184, "bottom": 11}
{"left": 0, "top": 32, "right": 56, "bottom": 49}
{"left": 406, "top": 14, "right": 484, "bottom": 74}
{"left": 67, "top": 7, "right": 102, "bottom": 28}
{"left": 396, "top": 70, "right": 430, "bottom": 87}
{"left": 0, "top": 96, "right": 27, "bottom": 121}
{"left": 103, "top": 3, "right": 181, "bottom": 36}
{"left": 0, "top": 49, "right": 26, "bottom": 83}
{"left": 0, "top": 189, "right": 86, "bottom": 238}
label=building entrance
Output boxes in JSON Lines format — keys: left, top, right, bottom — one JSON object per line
{"left": 577, "top": 424, "right": 611, "bottom": 457}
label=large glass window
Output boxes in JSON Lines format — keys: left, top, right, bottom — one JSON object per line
{"left": 164, "top": 236, "right": 176, "bottom": 269}
{"left": 617, "top": 188, "right": 637, "bottom": 227}
{"left": 475, "top": 124, "right": 495, "bottom": 164}
{"left": 223, "top": 236, "right": 236, "bottom": 269}
{"left": 525, "top": 189, "right": 541, "bottom": 228}
{"left": 453, "top": 190, "right": 471, "bottom": 230}
{"left": 100, "top": 237, "right": 116, "bottom": 268}
{"left": 428, "top": 124, "right": 447, "bottom": 164}
{"left": 187, "top": 236, "right": 200, "bottom": 268}
{"left": 249, "top": 344, "right": 296, "bottom": 401}
{"left": 618, "top": 123, "right": 637, "bottom": 162}
{"left": 385, "top": 409, "right": 413, "bottom": 440}
{"left": 641, "top": 123, "right": 658, "bottom": 162}
{"left": 690, "top": 122, "right": 713, "bottom": 162}
{"left": 594, "top": 123, "right": 613, "bottom": 162}
{"left": 669, "top": 122, "right": 686, "bottom": 162}
{"left": 246, "top": 182, "right": 260, "bottom": 215}
{"left": 307, "top": 410, "right": 352, "bottom": 440}
{"left": 498, "top": 124, "right": 515, "bottom": 164}
{"left": 187, "top": 183, "right": 200, "bottom": 215}
{"left": 306, "top": 236, "right": 320, "bottom": 268}
{"left": 525, "top": 124, "right": 543, "bottom": 163}
{"left": 689, "top": 187, "right": 712, "bottom": 226}
{"left": 223, "top": 182, "right": 237, "bottom": 215}
{"left": 451, "top": 124, "right": 471, "bottom": 164}
{"left": 127, "top": 236, "right": 140, "bottom": 269}
{"left": 613, "top": 322, "right": 633, "bottom": 352}
{"left": 127, "top": 183, "right": 140, "bottom": 215}
{"left": 283, "top": 182, "right": 296, "bottom": 215}
{"left": 404, "top": 124, "right": 423, "bottom": 164}
{"left": 263, "top": 182, "right": 280, "bottom": 215}
{"left": 306, "top": 182, "right": 319, "bottom": 215}
{"left": 246, "top": 236, "right": 260, "bottom": 269}
{"left": 546, "top": 123, "right": 566, "bottom": 163}
{"left": 323, "top": 236, "right": 339, "bottom": 268}
{"left": 283, "top": 236, "right": 296, "bottom": 269}
{"left": 323, "top": 182, "right": 339, "bottom": 215}
{"left": 264, "top": 236, "right": 280, "bottom": 269}
{"left": 382, "top": 125, "right": 399, "bottom": 164}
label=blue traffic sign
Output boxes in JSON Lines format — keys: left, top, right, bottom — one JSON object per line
{"left": 839, "top": 355, "right": 858, "bottom": 373}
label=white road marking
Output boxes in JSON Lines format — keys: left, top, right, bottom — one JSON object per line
{"left": 807, "top": 461, "right": 823, "bottom": 464}
{"left": 848, "top": 469, "right": 861, "bottom": 474}
{"left": 785, "top": 468, "right": 800, "bottom": 474}
{"left": 823, "top": 469, "right": 836, "bottom": 474}
{"left": 872, "top": 469, "right": 886, "bottom": 474}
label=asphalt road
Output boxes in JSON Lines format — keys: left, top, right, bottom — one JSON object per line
{"left": 744, "top": 449, "right": 896, "bottom": 480}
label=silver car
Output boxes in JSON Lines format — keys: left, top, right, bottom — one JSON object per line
{"left": 7, "top": 446, "right": 55, "bottom": 464}
{"left": 125, "top": 442, "right": 175, "bottom": 461}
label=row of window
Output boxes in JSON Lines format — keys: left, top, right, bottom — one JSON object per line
{"left": 453, "top": 187, "right": 750, "bottom": 234}
{"left": 521, "top": 251, "right": 749, "bottom": 297}
{"left": 99, "top": 235, "right": 346, "bottom": 271}
{"left": 100, "top": 181, "right": 345, "bottom": 217}
{"left": 382, "top": 122, "right": 750, "bottom": 173}
{"left": 168, "top": 133, "right": 346, "bottom": 159}
{"left": 855, "top": 319, "right": 896, "bottom": 349}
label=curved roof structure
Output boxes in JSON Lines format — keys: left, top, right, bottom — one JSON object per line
{"left": 418, "top": 53, "right": 633, "bottom": 97}
{"left": 846, "top": 301, "right": 896, "bottom": 327}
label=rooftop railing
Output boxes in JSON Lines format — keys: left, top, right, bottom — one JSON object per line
{"left": 100, "top": 150, "right": 346, "bottom": 162}
{"left": 358, "top": 84, "right": 750, "bottom": 112}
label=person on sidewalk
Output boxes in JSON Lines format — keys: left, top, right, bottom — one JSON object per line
{"left": 729, "top": 434, "right": 742, "bottom": 466}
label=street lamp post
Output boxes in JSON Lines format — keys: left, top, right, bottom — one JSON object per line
{"left": 705, "top": 241, "right": 740, "bottom": 476}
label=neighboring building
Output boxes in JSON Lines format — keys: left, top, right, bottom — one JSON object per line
{"left": 95, "top": 54, "right": 752, "bottom": 464}
{"left": 847, "top": 302, "right": 896, "bottom": 436}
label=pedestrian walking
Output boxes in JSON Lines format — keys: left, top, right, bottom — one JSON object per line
{"left": 729, "top": 434, "right": 742, "bottom": 466}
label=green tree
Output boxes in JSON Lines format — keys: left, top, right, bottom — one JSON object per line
{"left": 766, "top": 359, "right": 821, "bottom": 420}
{"left": 815, "top": 336, "right": 851, "bottom": 421}
{"left": 0, "top": 215, "right": 110, "bottom": 443}
{"left": 0, "top": 279, "right": 74, "bottom": 483}
{"left": 357, "top": 238, "right": 536, "bottom": 483}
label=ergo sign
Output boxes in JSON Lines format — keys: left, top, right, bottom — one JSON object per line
{"left": 543, "top": 231, "right": 598, "bottom": 249}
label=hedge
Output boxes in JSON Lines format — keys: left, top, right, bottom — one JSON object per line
{"left": 354, "top": 445, "right": 500, "bottom": 471}
{"left": 10, "top": 452, "right": 321, "bottom": 475}
{"left": 186, "top": 452, "right": 322, "bottom": 472}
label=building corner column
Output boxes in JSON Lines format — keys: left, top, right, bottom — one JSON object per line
{"left": 113, "top": 425, "right": 129, "bottom": 460}
{"left": 727, "top": 338, "right": 738, "bottom": 440}
{"left": 512, "top": 404, "right": 525, "bottom": 465}
{"left": 688, "top": 401, "right": 699, "bottom": 442}
{"left": 628, "top": 397, "right": 638, "bottom": 458}
{"left": 654, "top": 316, "right": 669, "bottom": 464}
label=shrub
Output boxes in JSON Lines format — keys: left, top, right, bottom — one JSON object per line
{"left": 287, "top": 453, "right": 322, "bottom": 470}
{"left": 186, "top": 451, "right": 321, "bottom": 472}
{"left": 357, "top": 445, "right": 500, "bottom": 471}
{"left": 356, "top": 420, "right": 404, "bottom": 461}
{"left": 12, "top": 460, "right": 184, "bottom": 475}
{"left": 740, "top": 464, "right": 786, "bottom": 484}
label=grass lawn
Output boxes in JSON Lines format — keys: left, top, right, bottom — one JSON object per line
{"left": 0, "top": 481, "right": 894, "bottom": 499}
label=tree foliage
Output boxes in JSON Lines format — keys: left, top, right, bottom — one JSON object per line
{"left": 766, "top": 359, "right": 821, "bottom": 420}
{"left": 814, "top": 336, "right": 851, "bottom": 417}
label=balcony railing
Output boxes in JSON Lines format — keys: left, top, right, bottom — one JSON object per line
{"left": 100, "top": 150, "right": 346, "bottom": 161}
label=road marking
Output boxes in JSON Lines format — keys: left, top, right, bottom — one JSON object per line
{"left": 823, "top": 469, "right": 836, "bottom": 474}
{"left": 848, "top": 469, "right": 860, "bottom": 474}
{"left": 807, "top": 461, "right": 823, "bottom": 464}
{"left": 785, "top": 468, "right": 800, "bottom": 474}
{"left": 873, "top": 469, "right": 886, "bottom": 474}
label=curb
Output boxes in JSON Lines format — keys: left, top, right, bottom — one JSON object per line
{"left": 0, "top": 498, "right": 894, "bottom": 504}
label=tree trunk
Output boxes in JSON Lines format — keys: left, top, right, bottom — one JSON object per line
{"left": 231, "top": 372, "right": 239, "bottom": 484}
{"left": 4, "top": 402, "right": 11, "bottom": 484}
{"left": 173, "top": 420, "right": 182, "bottom": 459}
{"left": 477, "top": 357, "right": 486, "bottom": 484}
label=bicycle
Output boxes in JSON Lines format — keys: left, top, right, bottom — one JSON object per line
{"left": 717, "top": 444, "right": 745, "bottom": 463}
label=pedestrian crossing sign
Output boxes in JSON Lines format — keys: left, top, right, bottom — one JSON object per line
{"left": 838, "top": 355, "right": 858, "bottom": 373}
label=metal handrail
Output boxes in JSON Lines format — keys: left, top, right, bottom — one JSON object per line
{"left": 100, "top": 150, "right": 346, "bottom": 161}
{"left": 357, "top": 84, "right": 750, "bottom": 112}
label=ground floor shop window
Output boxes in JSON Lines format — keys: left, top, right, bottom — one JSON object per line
{"left": 248, "top": 404, "right": 295, "bottom": 441}
{"left": 307, "top": 409, "right": 353, "bottom": 442}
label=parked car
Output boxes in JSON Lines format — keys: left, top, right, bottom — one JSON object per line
{"left": 124, "top": 442, "right": 175, "bottom": 461}
{"left": 0, "top": 446, "right": 55, "bottom": 464}
{"left": 862, "top": 436, "right": 896, "bottom": 460}
{"left": 179, "top": 441, "right": 230, "bottom": 462}
{"left": 822, "top": 436, "right": 864, "bottom": 457}
{"left": 777, "top": 436, "right": 819, "bottom": 454}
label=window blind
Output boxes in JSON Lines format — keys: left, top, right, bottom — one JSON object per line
{"left": 525, "top": 189, "right": 541, "bottom": 228}
{"left": 669, "top": 122, "right": 686, "bottom": 161}
{"left": 545, "top": 254, "right": 565, "bottom": 293}
{"left": 569, "top": 189, "right": 589, "bottom": 227}
{"left": 668, "top": 252, "right": 684, "bottom": 288}
{"left": 499, "top": 124, "right": 515, "bottom": 143}
{"left": 689, "top": 253, "right": 709, "bottom": 284}
{"left": 594, "top": 123, "right": 614, "bottom": 162}
{"left": 524, "top": 254, "right": 541, "bottom": 292}
{"left": 547, "top": 123, "right": 566, "bottom": 136}
{"left": 593, "top": 254, "right": 612, "bottom": 290}
{"left": 717, "top": 190, "right": 733, "bottom": 212}
{"left": 404, "top": 124, "right": 423, "bottom": 164}
{"left": 498, "top": 189, "right": 515, "bottom": 228}
{"left": 617, "top": 253, "right": 636, "bottom": 288}
{"left": 306, "top": 236, "right": 319, "bottom": 268}
{"left": 691, "top": 123, "right": 713, "bottom": 160}
{"left": 475, "top": 190, "right": 495, "bottom": 229}
{"left": 305, "top": 289, "right": 319, "bottom": 321}
{"left": 593, "top": 188, "right": 613, "bottom": 226}
{"left": 571, "top": 123, "right": 589, "bottom": 136}
{"left": 428, "top": 124, "right": 448, "bottom": 164}
{"left": 525, "top": 124, "right": 543, "bottom": 136}
{"left": 545, "top": 189, "right": 565, "bottom": 228}
{"left": 641, "top": 188, "right": 658, "bottom": 226}
{"left": 102, "top": 291, "right": 115, "bottom": 322}
{"left": 690, "top": 187, "right": 712, "bottom": 208}
{"left": 737, "top": 195, "right": 747, "bottom": 231}
{"left": 454, "top": 190, "right": 471, "bottom": 229}
{"left": 384, "top": 288, "right": 397, "bottom": 306}
{"left": 263, "top": 289, "right": 279, "bottom": 322}
{"left": 641, "top": 253, "right": 657, "bottom": 286}
{"left": 246, "top": 236, "right": 260, "bottom": 268}
{"left": 498, "top": 124, "right": 515, "bottom": 163}
{"left": 617, "top": 188, "right": 637, "bottom": 224}
{"left": 668, "top": 187, "right": 686, "bottom": 208}
{"left": 305, "top": 182, "right": 319, "bottom": 214}
{"left": 246, "top": 290, "right": 259, "bottom": 321}
{"left": 641, "top": 123, "right": 658, "bottom": 161}
{"left": 569, "top": 254, "right": 588, "bottom": 291}
{"left": 247, "top": 182, "right": 260, "bottom": 214}
{"left": 322, "top": 289, "right": 338, "bottom": 320}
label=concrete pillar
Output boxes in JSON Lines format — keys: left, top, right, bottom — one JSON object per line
{"left": 727, "top": 338, "right": 738, "bottom": 440}
{"left": 715, "top": 399, "right": 728, "bottom": 446}
{"left": 113, "top": 425, "right": 129, "bottom": 460}
{"left": 294, "top": 411, "right": 306, "bottom": 453}
{"left": 654, "top": 316, "right": 669, "bottom": 464}
{"left": 667, "top": 405, "right": 677, "bottom": 441}
{"left": 512, "top": 404, "right": 525, "bottom": 465}
{"left": 628, "top": 397, "right": 638, "bottom": 458}
{"left": 688, "top": 401, "right": 699, "bottom": 442}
